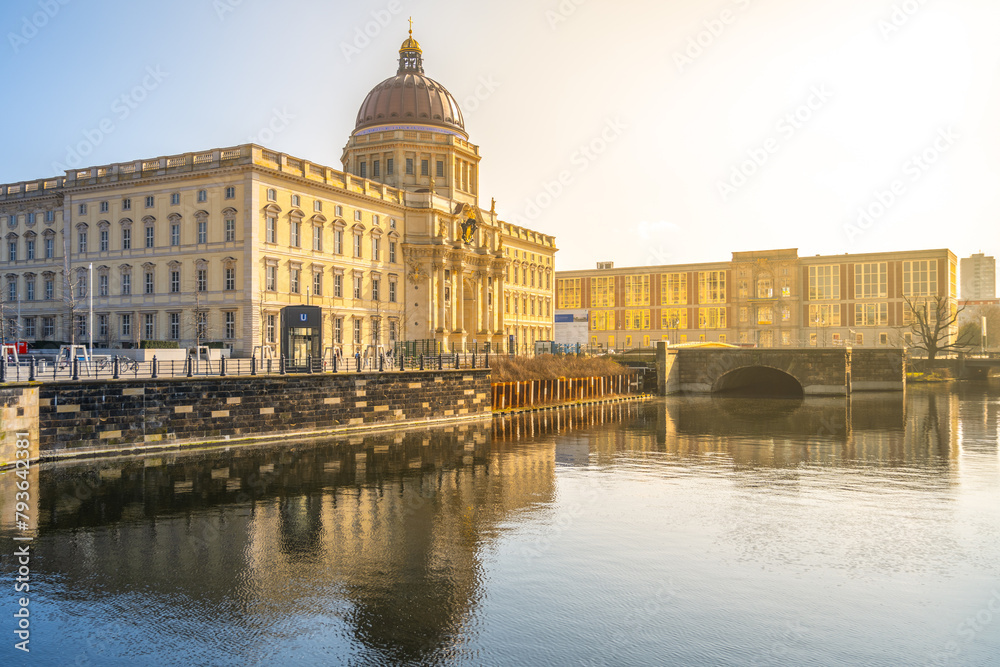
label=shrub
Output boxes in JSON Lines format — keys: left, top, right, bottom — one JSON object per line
{"left": 489, "top": 354, "right": 625, "bottom": 382}
{"left": 139, "top": 340, "right": 179, "bottom": 349}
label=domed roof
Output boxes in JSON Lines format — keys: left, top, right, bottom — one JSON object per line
{"left": 354, "top": 31, "right": 466, "bottom": 137}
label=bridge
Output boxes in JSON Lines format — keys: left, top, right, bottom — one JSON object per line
{"left": 655, "top": 344, "right": 905, "bottom": 396}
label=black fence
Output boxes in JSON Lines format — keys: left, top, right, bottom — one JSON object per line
{"left": 0, "top": 351, "right": 495, "bottom": 384}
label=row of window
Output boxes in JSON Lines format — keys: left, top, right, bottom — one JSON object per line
{"left": 264, "top": 313, "right": 399, "bottom": 346}
{"left": 71, "top": 213, "right": 237, "bottom": 255}
{"left": 74, "top": 188, "right": 235, "bottom": 216}
{"left": 7, "top": 236, "right": 56, "bottom": 262}
{"left": 504, "top": 295, "right": 551, "bottom": 317}
{"left": 589, "top": 331, "right": 902, "bottom": 349}
{"left": 5, "top": 265, "right": 237, "bottom": 300}
{"left": 507, "top": 263, "right": 551, "bottom": 289}
{"left": 263, "top": 265, "right": 399, "bottom": 302}
{"left": 6, "top": 211, "right": 56, "bottom": 227}
{"left": 357, "top": 157, "right": 444, "bottom": 180}
{"left": 264, "top": 220, "right": 398, "bottom": 262}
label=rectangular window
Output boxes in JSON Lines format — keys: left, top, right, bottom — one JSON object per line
{"left": 625, "top": 275, "right": 650, "bottom": 306}
{"left": 334, "top": 317, "right": 343, "bottom": 344}
{"left": 661, "top": 308, "right": 687, "bottom": 330}
{"left": 389, "top": 280, "right": 397, "bottom": 303}
{"left": 372, "top": 277, "right": 380, "bottom": 301}
{"left": 436, "top": 160, "right": 444, "bottom": 178}
{"left": 808, "top": 265, "right": 840, "bottom": 300}
{"left": 808, "top": 303, "right": 841, "bottom": 326}
{"left": 314, "top": 200, "right": 323, "bottom": 212}
{"left": 78, "top": 203, "right": 87, "bottom": 215}
{"left": 169, "top": 313, "right": 180, "bottom": 340}
{"left": 389, "top": 320, "right": 397, "bottom": 343}
{"left": 312, "top": 272, "right": 323, "bottom": 296}
{"left": 120, "top": 313, "right": 131, "bottom": 338}
{"left": 122, "top": 228, "right": 131, "bottom": 250}
{"left": 122, "top": 198, "right": 131, "bottom": 211}
{"left": 170, "top": 193, "right": 180, "bottom": 205}
{"left": 144, "top": 313, "right": 155, "bottom": 340}
{"left": 371, "top": 317, "right": 381, "bottom": 344}
{"left": 99, "top": 274, "right": 108, "bottom": 297}
{"left": 78, "top": 232, "right": 87, "bottom": 254}
{"left": 196, "top": 312, "right": 208, "bottom": 339}
{"left": 757, "top": 305, "right": 773, "bottom": 325}
{"left": 556, "top": 278, "right": 581, "bottom": 308}
{"left": 266, "top": 216, "right": 276, "bottom": 243}
{"left": 334, "top": 274, "right": 343, "bottom": 298}
{"left": 903, "top": 259, "right": 938, "bottom": 297}
{"left": 170, "top": 270, "right": 180, "bottom": 293}
{"left": 290, "top": 221, "right": 300, "bottom": 247}
{"left": 225, "top": 186, "right": 235, "bottom": 199}
{"left": 662, "top": 273, "right": 687, "bottom": 305}
{"left": 406, "top": 158, "right": 414, "bottom": 175}
{"left": 198, "top": 190, "right": 208, "bottom": 203}
{"left": 197, "top": 269, "right": 207, "bottom": 292}
{"left": 353, "top": 275, "right": 362, "bottom": 299}
{"left": 45, "top": 279, "right": 54, "bottom": 300}
{"left": 24, "top": 317, "right": 35, "bottom": 338}
{"left": 225, "top": 267, "right": 235, "bottom": 291}
{"left": 225, "top": 312, "right": 235, "bottom": 339}
{"left": 697, "top": 271, "right": 726, "bottom": 304}
{"left": 335, "top": 205, "right": 343, "bottom": 217}
{"left": 197, "top": 221, "right": 207, "bottom": 244}
{"left": 171, "top": 224, "right": 180, "bottom": 246}
{"left": 26, "top": 280, "right": 35, "bottom": 301}
{"left": 99, "top": 202, "right": 108, "bottom": 213}
{"left": 353, "top": 319, "right": 362, "bottom": 345}
{"left": 145, "top": 196, "right": 155, "bottom": 208}
{"left": 373, "top": 160, "right": 380, "bottom": 178}
{"left": 45, "top": 238, "right": 53, "bottom": 259}
{"left": 854, "top": 262, "right": 887, "bottom": 299}
{"left": 624, "top": 310, "right": 651, "bottom": 330}
{"left": 698, "top": 307, "right": 727, "bottom": 329}
{"left": 591, "top": 276, "right": 615, "bottom": 307}
{"left": 389, "top": 241, "right": 397, "bottom": 263}
{"left": 121, "top": 274, "right": 131, "bottom": 295}
{"left": 100, "top": 230, "right": 108, "bottom": 252}
{"left": 372, "top": 237, "right": 380, "bottom": 261}
{"left": 421, "top": 159, "right": 429, "bottom": 176}
{"left": 290, "top": 268, "right": 300, "bottom": 293}
{"left": 855, "top": 303, "right": 888, "bottom": 326}
{"left": 313, "top": 225, "right": 322, "bottom": 251}
{"left": 42, "top": 317, "right": 54, "bottom": 338}
{"left": 386, "top": 158, "right": 394, "bottom": 175}
{"left": 353, "top": 233, "right": 362, "bottom": 258}
{"left": 334, "top": 229, "right": 343, "bottom": 254}
{"left": 98, "top": 314, "right": 108, "bottom": 339}
{"left": 266, "top": 314, "right": 276, "bottom": 343}
{"left": 8, "top": 241, "right": 16, "bottom": 262}
{"left": 225, "top": 217, "right": 235, "bottom": 242}
{"left": 359, "top": 162, "right": 367, "bottom": 178}
{"left": 266, "top": 266, "right": 276, "bottom": 291}
{"left": 44, "top": 211, "right": 54, "bottom": 223}
{"left": 145, "top": 226, "right": 154, "bottom": 248}
{"left": 291, "top": 194, "right": 300, "bottom": 207}
{"left": 144, "top": 271, "right": 154, "bottom": 295}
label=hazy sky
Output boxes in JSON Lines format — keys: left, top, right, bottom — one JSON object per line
{"left": 2, "top": 0, "right": 998, "bottom": 272}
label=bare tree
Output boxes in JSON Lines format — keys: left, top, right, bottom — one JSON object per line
{"left": 902, "top": 294, "right": 965, "bottom": 360}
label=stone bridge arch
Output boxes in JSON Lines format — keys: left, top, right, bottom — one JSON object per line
{"left": 712, "top": 365, "right": 804, "bottom": 397}
{"left": 674, "top": 348, "right": 852, "bottom": 396}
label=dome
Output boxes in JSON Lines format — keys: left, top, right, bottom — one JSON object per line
{"left": 353, "top": 32, "right": 466, "bottom": 137}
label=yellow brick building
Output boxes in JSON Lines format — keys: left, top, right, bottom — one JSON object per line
{"left": 0, "top": 32, "right": 556, "bottom": 358}
{"left": 556, "top": 248, "right": 957, "bottom": 349}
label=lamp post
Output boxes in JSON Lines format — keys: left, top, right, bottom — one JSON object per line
{"left": 88, "top": 262, "right": 93, "bottom": 363}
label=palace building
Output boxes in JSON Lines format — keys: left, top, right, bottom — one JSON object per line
{"left": 0, "top": 30, "right": 557, "bottom": 358}
{"left": 555, "top": 248, "right": 958, "bottom": 349}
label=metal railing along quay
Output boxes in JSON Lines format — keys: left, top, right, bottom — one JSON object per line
{"left": 0, "top": 351, "right": 495, "bottom": 383}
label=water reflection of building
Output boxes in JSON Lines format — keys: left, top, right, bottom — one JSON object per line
{"left": 30, "top": 426, "right": 555, "bottom": 664}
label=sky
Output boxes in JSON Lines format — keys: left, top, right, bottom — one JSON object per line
{"left": 1, "top": 0, "right": 998, "bottom": 274}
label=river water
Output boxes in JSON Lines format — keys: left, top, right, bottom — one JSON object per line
{"left": 2, "top": 383, "right": 999, "bottom": 666}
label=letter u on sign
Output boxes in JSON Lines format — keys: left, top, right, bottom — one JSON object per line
{"left": 300, "top": 314, "right": 307, "bottom": 322}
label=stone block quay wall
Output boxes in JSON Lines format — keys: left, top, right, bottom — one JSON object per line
{"left": 1, "top": 370, "right": 490, "bottom": 464}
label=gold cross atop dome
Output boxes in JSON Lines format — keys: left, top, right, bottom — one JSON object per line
{"left": 400, "top": 17, "right": 421, "bottom": 53}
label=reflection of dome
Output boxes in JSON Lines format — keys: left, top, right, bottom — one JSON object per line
{"left": 353, "top": 31, "right": 466, "bottom": 137}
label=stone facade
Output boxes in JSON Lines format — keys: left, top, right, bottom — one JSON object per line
{"left": 34, "top": 370, "right": 490, "bottom": 460}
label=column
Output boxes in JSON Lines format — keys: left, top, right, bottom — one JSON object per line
{"left": 435, "top": 263, "right": 446, "bottom": 333}
{"left": 455, "top": 266, "right": 465, "bottom": 333}
{"left": 479, "top": 272, "right": 488, "bottom": 334}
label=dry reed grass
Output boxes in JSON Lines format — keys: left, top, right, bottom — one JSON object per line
{"left": 488, "top": 355, "right": 625, "bottom": 383}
